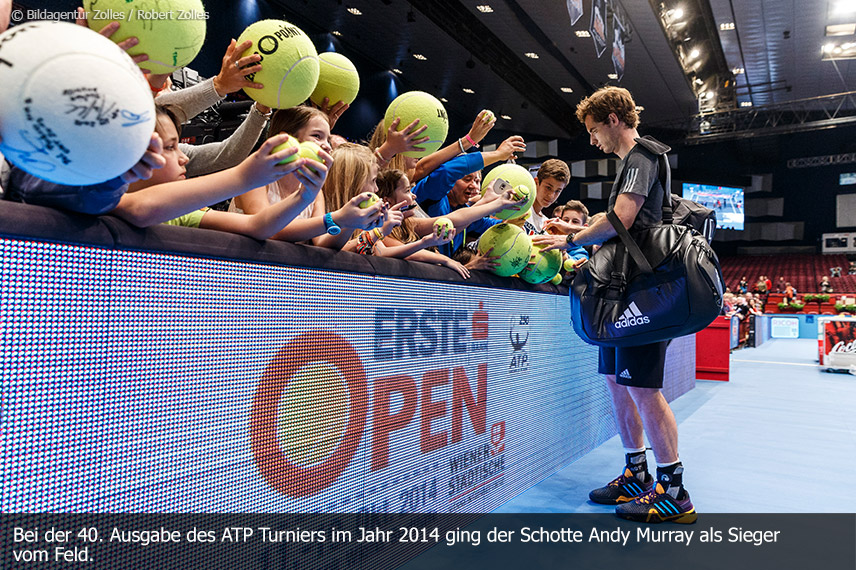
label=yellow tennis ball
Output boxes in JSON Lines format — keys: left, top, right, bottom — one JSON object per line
{"left": 433, "top": 217, "right": 454, "bottom": 240}
{"left": 519, "top": 244, "right": 563, "bottom": 284}
{"left": 271, "top": 134, "right": 300, "bottom": 164}
{"left": 237, "top": 20, "right": 319, "bottom": 109}
{"left": 477, "top": 223, "right": 533, "bottom": 277}
{"left": 0, "top": 22, "right": 155, "bottom": 186}
{"left": 550, "top": 274, "right": 563, "bottom": 285}
{"left": 359, "top": 193, "right": 379, "bottom": 209}
{"left": 383, "top": 91, "right": 449, "bottom": 158}
{"left": 84, "top": 0, "right": 207, "bottom": 74}
{"left": 563, "top": 257, "right": 576, "bottom": 272}
{"left": 298, "top": 140, "right": 327, "bottom": 174}
{"left": 482, "top": 164, "right": 537, "bottom": 220}
{"left": 310, "top": 52, "right": 360, "bottom": 107}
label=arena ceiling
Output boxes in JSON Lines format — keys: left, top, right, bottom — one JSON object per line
{"left": 272, "top": 0, "right": 856, "bottom": 141}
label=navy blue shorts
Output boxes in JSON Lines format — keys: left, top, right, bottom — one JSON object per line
{"left": 598, "top": 341, "right": 668, "bottom": 389}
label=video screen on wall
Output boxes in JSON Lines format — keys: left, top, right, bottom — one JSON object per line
{"left": 682, "top": 183, "right": 745, "bottom": 230}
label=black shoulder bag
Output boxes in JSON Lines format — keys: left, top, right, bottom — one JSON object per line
{"left": 570, "top": 151, "right": 724, "bottom": 347}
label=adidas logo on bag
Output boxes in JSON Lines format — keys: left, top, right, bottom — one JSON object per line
{"left": 613, "top": 302, "right": 651, "bottom": 329}
{"left": 619, "top": 369, "right": 632, "bottom": 380}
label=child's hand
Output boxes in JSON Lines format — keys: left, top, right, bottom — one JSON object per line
{"left": 443, "top": 257, "right": 471, "bottom": 279}
{"left": 237, "top": 134, "right": 304, "bottom": 188}
{"left": 423, "top": 226, "right": 456, "bottom": 248}
{"left": 336, "top": 192, "right": 386, "bottom": 229}
{"left": 77, "top": 8, "right": 149, "bottom": 70}
{"left": 213, "top": 39, "right": 264, "bottom": 95}
{"left": 120, "top": 133, "right": 165, "bottom": 183}
{"left": 293, "top": 148, "right": 333, "bottom": 200}
{"left": 314, "top": 97, "right": 350, "bottom": 129}
{"left": 380, "top": 201, "right": 407, "bottom": 235}
{"left": 465, "top": 247, "right": 501, "bottom": 271}
{"left": 385, "top": 117, "right": 429, "bottom": 155}
{"left": 466, "top": 109, "right": 496, "bottom": 146}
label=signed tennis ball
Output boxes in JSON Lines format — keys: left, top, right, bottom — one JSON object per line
{"left": 383, "top": 91, "right": 449, "bottom": 157}
{"left": 0, "top": 22, "right": 155, "bottom": 186}
{"left": 84, "top": 0, "right": 207, "bottom": 74}
{"left": 519, "top": 244, "right": 563, "bottom": 284}
{"left": 477, "top": 223, "right": 532, "bottom": 277}
{"left": 433, "top": 217, "right": 454, "bottom": 240}
{"left": 237, "top": 19, "right": 319, "bottom": 109}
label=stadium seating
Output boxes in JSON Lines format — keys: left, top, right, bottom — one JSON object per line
{"left": 720, "top": 253, "right": 856, "bottom": 294}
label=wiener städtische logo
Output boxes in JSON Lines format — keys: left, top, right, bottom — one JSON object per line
{"left": 250, "top": 332, "right": 368, "bottom": 497}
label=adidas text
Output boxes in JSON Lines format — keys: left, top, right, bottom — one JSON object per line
{"left": 614, "top": 315, "right": 650, "bottom": 329}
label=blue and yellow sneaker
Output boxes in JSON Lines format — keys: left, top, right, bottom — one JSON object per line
{"left": 614, "top": 483, "right": 698, "bottom": 524}
{"left": 589, "top": 468, "right": 654, "bottom": 505}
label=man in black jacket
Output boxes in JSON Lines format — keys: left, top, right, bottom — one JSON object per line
{"left": 534, "top": 87, "right": 696, "bottom": 524}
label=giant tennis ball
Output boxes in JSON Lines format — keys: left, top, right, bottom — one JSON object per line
{"left": 477, "top": 223, "right": 532, "bottom": 277}
{"left": 0, "top": 22, "right": 155, "bottom": 186}
{"left": 519, "top": 244, "right": 562, "bottom": 284}
{"left": 84, "top": 0, "right": 207, "bottom": 74}
{"left": 482, "top": 163, "right": 536, "bottom": 220}
{"left": 383, "top": 91, "right": 448, "bottom": 157}
{"left": 310, "top": 52, "right": 360, "bottom": 107}
{"left": 237, "top": 20, "right": 319, "bottom": 109}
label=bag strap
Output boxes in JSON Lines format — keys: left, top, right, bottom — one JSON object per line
{"left": 658, "top": 153, "right": 673, "bottom": 225}
{"left": 607, "top": 210, "right": 654, "bottom": 274}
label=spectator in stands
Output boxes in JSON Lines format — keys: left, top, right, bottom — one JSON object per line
{"left": 831, "top": 266, "right": 842, "bottom": 278}
{"left": 777, "top": 277, "right": 786, "bottom": 293}
{"left": 764, "top": 275, "right": 772, "bottom": 293}
{"left": 522, "top": 159, "right": 570, "bottom": 235}
{"left": 784, "top": 282, "right": 796, "bottom": 303}
{"left": 754, "top": 276, "right": 767, "bottom": 294}
{"left": 722, "top": 292, "right": 735, "bottom": 315}
{"left": 738, "top": 276, "right": 748, "bottom": 294}
{"left": 849, "top": 261, "right": 856, "bottom": 275}
{"left": 745, "top": 292, "right": 763, "bottom": 314}
{"left": 820, "top": 276, "right": 834, "bottom": 294}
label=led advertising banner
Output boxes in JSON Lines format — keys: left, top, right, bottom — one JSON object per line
{"left": 821, "top": 317, "right": 856, "bottom": 369}
{"left": 1, "top": 238, "right": 694, "bottom": 515}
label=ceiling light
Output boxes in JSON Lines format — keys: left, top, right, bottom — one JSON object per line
{"left": 740, "top": 101, "right": 753, "bottom": 107}
{"left": 732, "top": 67, "right": 745, "bottom": 74}
{"left": 476, "top": 5, "right": 494, "bottom": 13}
{"left": 719, "top": 22, "right": 735, "bottom": 31}
{"left": 392, "top": 68, "right": 402, "bottom": 74}
{"left": 413, "top": 53, "right": 427, "bottom": 60}
{"left": 823, "top": 42, "right": 836, "bottom": 53}
{"left": 347, "top": 7, "right": 362, "bottom": 15}
{"left": 690, "top": 48, "right": 700, "bottom": 59}
{"left": 439, "top": 97, "right": 448, "bottom": 103}
{"left": 331, "top": 30, "right": 342, "bottom": 37}
{"left": 826, "top": 23, "right": 856, "bottom": 36}
{"left": 575, "top": 30, "right": 591, "bottom": 38}
{"left": 560, "top": 87, "right": 574, "bottom": 93}
{"left": 462, "top": 87, "right": 475, "bottom": 94}
{"left": 702, "top": 91, "right": 714, "bottom": 99}
{"left": 607, "top": 73, "right": 618, "bottom": 79}
{"left": 500, "top": 114, "right": 512, "bottom": 120}
{"left": 833, "top": 1, "right": 856, "bottom": 15}
{"left": 668, "top": 8, "right": 684, "bottom": 20}
{"left": 525, "top": 52, "right": 539, "bottom": 59}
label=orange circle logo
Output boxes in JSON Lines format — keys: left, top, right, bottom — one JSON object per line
{"left": 250, "top": 332, "right": 368, "bottom": 497}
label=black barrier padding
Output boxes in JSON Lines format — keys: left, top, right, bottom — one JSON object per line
{"left": 2, "top": 513, "right": 853, "bottom": 570}
{"left": 0, "top": 202, "right": 568, "bottom": 294}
